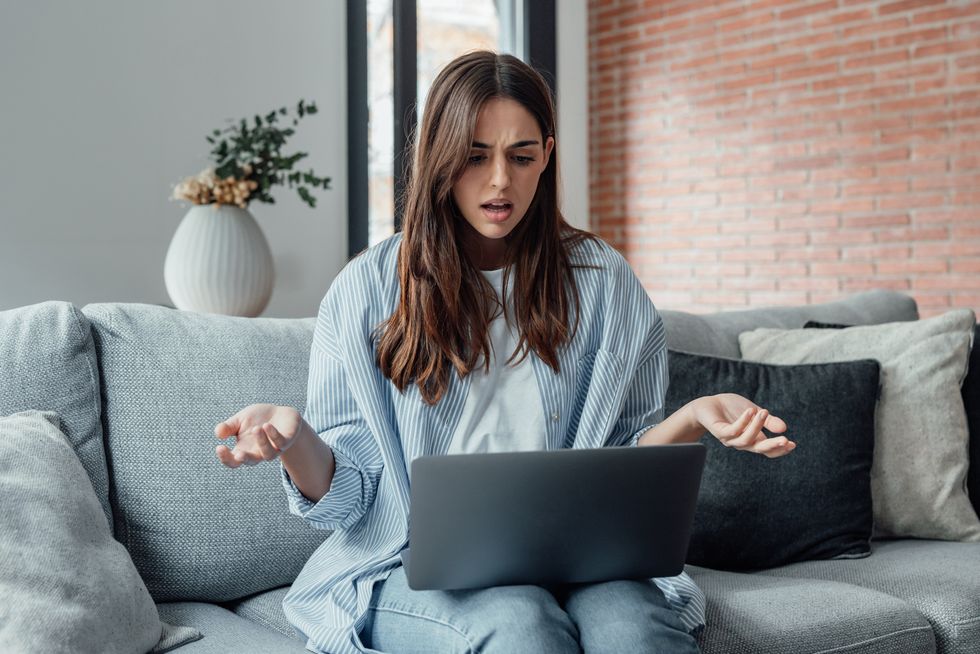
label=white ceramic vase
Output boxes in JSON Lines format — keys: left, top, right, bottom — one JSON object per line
{"left": 164, "top": 204, "right": 274, "bottom": 317}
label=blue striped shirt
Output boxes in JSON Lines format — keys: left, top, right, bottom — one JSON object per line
{"left": 280, "top": 232, "right": 706, "bottom": 654}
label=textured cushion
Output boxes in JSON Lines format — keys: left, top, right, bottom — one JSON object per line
{"left": 0, "top": 301, "right": 112, "bottom": 527}
{"left": 666, "top": 351, "right": 879, "bottom": 570}
{"left": 82, "top": 303, "right": 328, "bottom": 602}
{"left": 223, "top": 586, "right": 297, "bottom": 641}
{"left": 659, "top": 289, "right": 918, "bottom": 359}
{"left": 807, "top": 321, "right": 980, "bottom": 515}
{"left": 156, "top": 603, "right": 310, "bottom": 654}
{"left": 0, "top": 410, "right": 162, "bottom": 653}
{"left": 688, "top": 565, "right": 935, "bottom": 654}
{"left": 760, "top": 539, "right": 980, "bottom": 654}
{"left": 739, "top": 309, "right": 980, "bottom": 541}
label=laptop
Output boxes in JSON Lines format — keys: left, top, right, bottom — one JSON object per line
{"left": 401, "top": 442, "right": 706, "bottom": 591}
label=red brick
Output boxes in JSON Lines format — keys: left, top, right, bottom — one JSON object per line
{"left": 951, "top": 260, "right": 980, "bottom": 274}
{"left": 877, "top": 26, "right": 947, "bottom": 48}
{"left": 721, "top": 277, "right": 779, "bottom": 291}
{"left": 844, "top": 50, "right": 911, "bottom": 70}
{"left": 779, "top": 277, "right": 844, "bottom": 291}
{"left": 841, "top": 213, "right": 912, "bottom": 227}
{"left": 878, "top": 0, "right": 946, "bottom": 15}
{"left": 810, "top": 230, "right": 877, "bottom": 245}
{"left": 776, "top": 246, "right": 842, "bottom": 261}
{"left": 877, "top": 259, "right": 948, "bottom": 274}
{"left": 779, "top": 1, "right": 838, "bottom": 21}
{"left": 842, "top": 278, "right": 912, "bottom": 291}
{"left": 913, "top": 275, "right": 980, "bottom": 290}
{"left": 843, "top": 244, "right": 912, "bottom": 259}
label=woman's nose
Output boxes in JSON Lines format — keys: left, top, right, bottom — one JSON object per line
{"left": 489, "top": 159, "right": 511, "bottom": 190}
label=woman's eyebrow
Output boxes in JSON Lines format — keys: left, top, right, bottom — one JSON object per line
{"left": 471, "top": 140, "right": 540, "bottom": 149}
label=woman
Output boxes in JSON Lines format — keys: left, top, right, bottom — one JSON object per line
{"left": 215, "top": 51, "right": 795, "bottom": 654}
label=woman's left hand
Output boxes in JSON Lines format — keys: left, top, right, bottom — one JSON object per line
{"left": 692, "top": 393, "right": 796, "bottom": 458}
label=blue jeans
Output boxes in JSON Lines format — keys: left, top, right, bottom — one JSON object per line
{"left": 358, "top": 566, "right": 700, "bottom": 653}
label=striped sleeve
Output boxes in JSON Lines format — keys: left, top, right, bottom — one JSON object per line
{"left": 614, "top": 314, "right": 670, "bottom": 449}
{"left": 280, "top": 292, "right": 384, "bottom": 531}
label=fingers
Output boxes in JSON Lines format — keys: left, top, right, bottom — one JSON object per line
{"left": 726, "top": 408, "right": 769, "bottom": 449}
{"left": 263, "top": 423, "right": 288, "bottom": 453}
{"left": 214, "top": 416, "right": 241, "bottom": 440}
{"left": 215, "top": 444, "right": 240, "bottom": 468}
{"left": 763, "top": 413, "right": 788, "bottom": 434}
{"left": 721, "top": 408, "right": 756, "bottom": 439}
{"left": 752, "top": 435, "right": 797, "bottom": 458}
{"left": 214, "top": 424, "right": 281, "bottom": 468}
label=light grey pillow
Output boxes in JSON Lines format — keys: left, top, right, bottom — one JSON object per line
{"left": 0, "top": 410, "right": 201, "bottom": 653}
{"left": 739, "top": 309, "right": 980, "bottom": 541}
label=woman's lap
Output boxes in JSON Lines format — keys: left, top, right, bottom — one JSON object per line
{"left": 358, "top": 566, "right": 699, "bottom": 654}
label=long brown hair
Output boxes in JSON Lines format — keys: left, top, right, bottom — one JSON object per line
{"left": 376, "top": 50, "right": 596, "bottom": 405}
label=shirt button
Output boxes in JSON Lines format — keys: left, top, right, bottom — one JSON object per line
{"left": 550, "top": 412, "right": 560, "bottom": 422}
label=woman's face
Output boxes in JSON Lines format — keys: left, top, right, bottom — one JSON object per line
{"left": 451, "top": 97, "right": 554, "bottom": 269}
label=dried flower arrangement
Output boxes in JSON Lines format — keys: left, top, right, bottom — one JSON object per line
{"left": 171, "top": 100, "right": 330, "bottom": 209}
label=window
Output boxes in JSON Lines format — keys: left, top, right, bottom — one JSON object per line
{"left": 348, "top": 0, "right": 554, "bottom": 256}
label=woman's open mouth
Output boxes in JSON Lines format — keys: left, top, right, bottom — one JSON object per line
{"left": 480, "top": 201, "right": 513, "bottom": 222}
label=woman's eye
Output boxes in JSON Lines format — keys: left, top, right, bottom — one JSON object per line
{"left": 468, "top": 155, "right": 485, "bottom": 165}
{"left": 513, "top": 155, "right": 535, "bottom": 165}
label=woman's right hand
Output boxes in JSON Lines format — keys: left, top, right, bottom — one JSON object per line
{"left": 214, "top": 403, "right": 303, "bottom": 468}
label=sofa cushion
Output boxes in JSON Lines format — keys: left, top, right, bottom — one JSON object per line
{"left": 0, "top": 410, "right": 164, "bottom": 654}
{"left": 82, "top": 303, "right": 328, "bottom": 602}
{"left": 688, "top": 565, "right": 935, "bottom": 654}
{"left": 807, "top": 320, "right": 980, "bottom": 515}
{"left": 666, "top": 351, "right": 879, "bottom": 570}
{"left": 156, "top": 603, "right": 310, "bottom": 654}
{"left": 760, "top": 540, "right": 980, "bottom": 654}
{"left": 658, "top": 289, "right": 919, "bottom": 359}
{"left": 223, "top": 586, "right": 297, "bottom": 641}
{"left": 740, "top": 309, "right": 980, "bottom": 542}
{"left": 0, "top": 301, "right": 112, "bottom": 527}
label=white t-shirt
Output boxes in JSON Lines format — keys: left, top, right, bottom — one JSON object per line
{"left": 446, "top": 267, "right": 547, "bottom": 455}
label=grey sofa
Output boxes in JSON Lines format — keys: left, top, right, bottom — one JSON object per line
{"left": 2, "top": 289, "right": 978, "bottom": 654}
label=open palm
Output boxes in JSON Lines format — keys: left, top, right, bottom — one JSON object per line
{"left": 694, "top": 393, "right": 796, "bottom": 458}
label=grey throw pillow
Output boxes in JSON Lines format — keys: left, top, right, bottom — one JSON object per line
{"left": 739, "top": 309, "right": 980, "bottom": 541}
{"left": 0, "top": 410, "right": 201, "bottom": 653}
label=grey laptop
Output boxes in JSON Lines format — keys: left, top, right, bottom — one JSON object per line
{"left": 402, "top": 442, "right": 706, "bottom": 591}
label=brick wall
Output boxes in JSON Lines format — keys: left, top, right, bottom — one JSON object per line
{"left": 588, "top": 0, "right": 980, "bottom": 317}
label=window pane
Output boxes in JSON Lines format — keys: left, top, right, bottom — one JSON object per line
{"left": 417, "top": 0, "right": 509, "bottom": 120}
{"left": 368, "top": 0, "right": 395, "bottom": 247}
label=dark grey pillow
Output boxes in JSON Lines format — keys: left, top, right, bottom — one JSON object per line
{"left": 665, "top": 350, "right": 880, "bottom": 571}
{"left": 805, "top": 320, "right": 980, "bottom": 513}
{"left": 964, "top": 327, "right": 980, "bottom": 512}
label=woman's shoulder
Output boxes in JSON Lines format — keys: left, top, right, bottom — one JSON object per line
{"left": 565, "top": 231, "right": 636, "bottom": 283}
{"left": 322, "top": 232, "right": 402, "bottom": 314}
{"left": 332, "top": 233, "right": 402, "bottom": 289}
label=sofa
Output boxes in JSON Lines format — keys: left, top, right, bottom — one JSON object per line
{"left": 1, "top": 288, "right": 978, "bottom": 654}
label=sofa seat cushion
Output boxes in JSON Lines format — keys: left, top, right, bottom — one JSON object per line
{"left": 0, "top": 301, "right": 112, "bottom": 527}
{"left": 223, "top": 586, "right": 298, "bottom": 641}
{"left": 687, "top": 565, "right": 935, "bottom": 654}
{"left": 82, "top": 302, "right": 328, "bottom": 602}
{"left": 156, "top": 603, "right": 310, "bottom": 653}
{"left": 759, "top": 540, "right": 980, "bottom": 654}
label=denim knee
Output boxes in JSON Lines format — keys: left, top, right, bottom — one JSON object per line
{"left": 465, "top": 585, "right": 579, "bottom": 654}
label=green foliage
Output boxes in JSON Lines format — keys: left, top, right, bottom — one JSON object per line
{"left": 205, "top": 100, "right": 330, "bottom": 208}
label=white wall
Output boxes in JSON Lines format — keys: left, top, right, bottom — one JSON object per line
{"left": 0, "top": 1, "right": 347, "bottom": 318}
{"left": 556, "top": 0, "right": 589, "bottom": 231}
